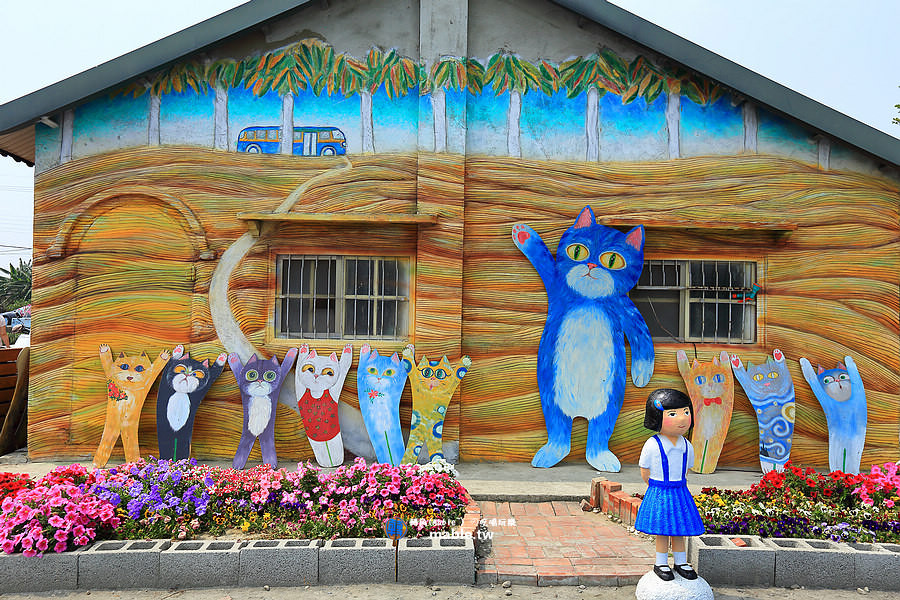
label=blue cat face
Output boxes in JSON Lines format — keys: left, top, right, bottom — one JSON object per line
{"left": 742, "top": 358, "right": 792, "bottom": 399}
{"left": 818, "top": 365, "right": 852, "bottom": 402}
{"left": 556, "top": 206, "right": 644, "bottom": 299}
{"left": 357, "top": 346, "right": 409, "bottom": 402}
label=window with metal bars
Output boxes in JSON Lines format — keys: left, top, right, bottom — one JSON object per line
{"left": 630, "top": 260, "right": 757, "bottom": 343}
{"left": 275, "top": 255, "right": 410, "bottom": 340}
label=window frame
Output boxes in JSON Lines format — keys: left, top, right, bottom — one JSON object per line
{"left": 270, "top": 251, "right": 415, "bottom": 342}
{"left": 630, "top": 258, "right": 759, "bottom": 344}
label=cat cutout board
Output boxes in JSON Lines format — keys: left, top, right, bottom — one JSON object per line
{"left": 294, "top": 343, "right": 353, "bottom": 467}
{"left": 511, "top": 205, "right": 654, "bottom": 472}
{"left": 156, "top": 345, "right": 228, "bottom": 461}
{"left": 799, "top": 355, "right": 867, "bottom": 474}
{"left": 731, "top": 349, "right": 796, "bottom": 474}
{"left": 677, "top": 350, "right": 734, "bottom": 474}
{"left": 401, "top": 344, "right": 471, "bottom": 464}
{"left": 94, "top": 345, "right": 171, "bottom": 468}
{"left": 357, "top": 344, "right": 412, "bottom": 466}
{"left": 229, "top": 349, "right": 298, "bottom": 469}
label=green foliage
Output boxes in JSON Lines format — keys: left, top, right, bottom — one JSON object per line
{"left": 0, "top": 259, "right": 31, "bottom": 308}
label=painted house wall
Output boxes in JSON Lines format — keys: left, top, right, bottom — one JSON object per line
{"left": 28, "top": 0, "right": 900, "bottom": 468}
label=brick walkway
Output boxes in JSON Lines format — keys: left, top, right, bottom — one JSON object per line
{"left": 475, "top": 501, "right": 654, "bottom": 586}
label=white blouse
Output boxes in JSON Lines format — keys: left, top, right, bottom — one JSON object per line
{"left": 638, "top": 435, "right": 695, "bottom": 482}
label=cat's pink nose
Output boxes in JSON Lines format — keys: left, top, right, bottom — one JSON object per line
{"left": 587, "top": 262, "right": 597, "bottom": 269}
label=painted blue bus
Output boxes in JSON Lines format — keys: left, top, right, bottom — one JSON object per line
{"left": 236, "top": 126, "right": 347, "bottom": 156}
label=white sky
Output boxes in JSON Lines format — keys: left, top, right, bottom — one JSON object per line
{"left": 1, "top": 0, "right": 898, "bottom": 268}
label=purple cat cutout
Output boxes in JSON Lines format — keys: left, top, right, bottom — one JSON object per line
{"left": 228, "top": 349, "right": 298, "bottom": 469}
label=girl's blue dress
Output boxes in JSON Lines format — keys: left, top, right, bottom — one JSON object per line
{"left": 634, "top": 434, "right": 705, "bottom": 536}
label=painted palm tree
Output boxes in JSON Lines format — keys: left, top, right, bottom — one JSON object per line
{"left": 559, "top": 50, "right": 630, "bottom": 162}
{"left": 243, "top": 43, "right": 312, "bottom": 154}
{"left": 205, "top": 58, "right": 246, "bottom": 151}
{"left": 421, "top": 56, "right": 467, "bottom": 153}
{"left": 483, "top": 51, "right": 549, "bottom": 157}
{"left": 334, "top": 47, "right": 418, "bottom": 154}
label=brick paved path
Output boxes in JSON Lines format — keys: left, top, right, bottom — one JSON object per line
{"left": 476, "top": 501, "right": 654, "bottom": 586}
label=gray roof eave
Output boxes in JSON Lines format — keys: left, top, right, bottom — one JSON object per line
{"left": 553, "top": 0, "right": 900, "bottom": 167}
{"left": 0, "top": 0, "right": 312, "bottom": 135}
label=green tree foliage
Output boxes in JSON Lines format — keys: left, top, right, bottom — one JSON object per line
{"left": 0, "top": 259, "right": 31, "bottom": 308}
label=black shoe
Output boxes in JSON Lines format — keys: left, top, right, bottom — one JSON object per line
{"left": 674, "top": 563, "right": 698, "bottom": 580}
{"left": 653, "top": 565, "right": 675, "bottom": 581}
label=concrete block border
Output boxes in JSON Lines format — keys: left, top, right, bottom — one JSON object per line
{"left": 689, "top": 534, "right": 900, "bottom": 591}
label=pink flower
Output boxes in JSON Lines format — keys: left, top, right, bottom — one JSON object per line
{"left": 36, "top": 537, "right": 49, "bottom": 552}
{"left": 54, "top": 530, "right": 69, "bottom": 542}
{"left": 54, "top": 541, "right": 68, "bottom": 553}
{"left": 1, "top": 540, "right": 14, "bottom": 554}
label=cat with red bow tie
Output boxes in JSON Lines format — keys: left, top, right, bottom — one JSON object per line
{"left": 676, "top": 350, "right": 734, "bottom": 474}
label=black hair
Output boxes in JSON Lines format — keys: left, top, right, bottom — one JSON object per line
{"left": 643, "top": 388, "right": 693, "bottom": 432}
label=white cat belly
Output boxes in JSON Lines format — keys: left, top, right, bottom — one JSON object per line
{"left": 310, "top": 433, "right": 344, "bottom": 468}
{"left": 554, "top": 307, "right": 615, "bottom": 420}
{"left": 167, "top": 392, "right": 191, "bottom": 432}
{"left": 248, "top": 395, "right": 272, "bottom": 437}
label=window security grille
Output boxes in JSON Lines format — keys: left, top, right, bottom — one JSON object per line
{"left": 630, "top": 260, "right": 757, "bottom": 343}
{"left": 275, "top": 255, "right": 410, "bottom": 340}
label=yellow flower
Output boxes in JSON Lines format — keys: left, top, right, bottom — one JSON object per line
{"left": 241, "top": 520, "right": 250, "bottom": 532}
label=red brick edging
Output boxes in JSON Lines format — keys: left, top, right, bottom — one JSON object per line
{"left": 589, "top": 478, "right": 641, "bottom": 526}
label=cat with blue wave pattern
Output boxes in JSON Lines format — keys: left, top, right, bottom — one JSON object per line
{"left": 731, "top": 349, "right": 795, "bottom": 473}
{"left": 512, "top": 205, "right": 654, "bottom": 472}
{"left": 799, "top": 355, "right": 867, "bottom": 474}
{"left": 357, "top": 343, "right": 412, "bottom": 465}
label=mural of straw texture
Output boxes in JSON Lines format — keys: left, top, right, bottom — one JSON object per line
{"left": 29, "top": 147, "right": 464, "bottom": 462}
{"left": 28, "top": 146, "right": 900, "bottom": 468}
{"left": 460, "top": 153, "right": 900, "bottom": 468}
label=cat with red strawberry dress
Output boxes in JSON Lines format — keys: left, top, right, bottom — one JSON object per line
{"left": 294, "top": 343, "right": 353, "bottom": 467}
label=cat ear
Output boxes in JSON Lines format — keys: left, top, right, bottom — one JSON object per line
{"left": 329, "top": 352, "right": 338, "bottom": 361}
{"left": 712, "top": 356, "right": 719, "bottom": 366}
{"left": 817, "top": 364, "right": 825, "bottom": 375}
{"left": 625, "top": 225, "right": 645, "bottom": 251}
{"left": 140, "top": 351, "right": 149, "bottom": 359}
{"left": 573, "top": 205, "right": 595, "bottom": 229}
{"left": 247, "top": 355, "right": 258, "bottom": 365}
{"left": 309, "top": 349, "right": 318, "bottom": 359}
{"left": 202, "top": 359, "right": 209, "bottom": 367}
{"left": 370, "top": 347, "right": 380, "bottom": 359}
{"left": 117, "top": 352, "right": 126, "bottom": 359}
{"left": 418, "top": 356, "right": 429, "bottom": 368}
{"left": 837, "top": 362, "right": 847, "bottom": 371}
{"left": 390, "top": 352, "right": 401, "bottom": 365}
{"left": 692, "top": 359, "right": 700, "bottom": 369}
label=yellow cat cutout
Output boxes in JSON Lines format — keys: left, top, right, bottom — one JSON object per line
{"left": 401, "top": 345, "right": 471, "bottom": 464}
{"left": 94, "top": 344, "right": 170, "bottom": 467}
{"left": 676, "top": 349, "right": 734, "bottom": 474}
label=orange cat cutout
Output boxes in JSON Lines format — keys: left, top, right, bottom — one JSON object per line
{"left": 93, "top": 344, "right": 170, "bottom": 468}
{"left": 676, "top": 350, "right": 734, "bottom": 474}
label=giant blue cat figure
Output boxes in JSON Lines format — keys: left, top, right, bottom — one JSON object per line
{"left": 512, "top": 205, "right": 654, "bottom": 471}
{"left": 799, "top": 355, "right": 867, "bottom": 474}
{"left": 357, "top": 343, "right": 412, "bottom": 466}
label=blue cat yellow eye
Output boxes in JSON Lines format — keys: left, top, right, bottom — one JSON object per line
{"left": 767, "top": 372, "right": 779, "bottom": 379}
{"left": 245, "top": 369, "right": 259, "bottom": 381}
{"left": 134, "top": 365, "right": 145, "bottom": 372}
{"left": 712, "top": 374, "right": 724, "bottom": 383}
{"left": 383, "top": 368, "right": 395, "bottom": 377}
{"left": 174, "top": 364, "right": 187, "bottom": 374}
{"left": 695, "top": 375, "right": 706, "bottom": 385}
{"left": 435, "top": 369, "right": 448, "bottom": 380}
{"left": 263, "top": 370, "right": 277, "bottom": 382}
{"left": 822, "top": 376, "right": 835, "bottom": 384}
{"left": 599, "top": 251, "right": 626, "bottom": 270}
{"left": 565, "top": 243, "right": 589, "bottom": 261}
{"left": 322, "top": 368, "right": 335, "bottom": 377}
{"left": 422, "top": 367, "right": 434, "bottom": 378}
{"left": 119, "top": 364, "right": 129, "bottom": 370}
{"left": 752, "top": 373, "right": 764, "bottom": 382}
{"left": 367, "top": 367, "right": 378, "bottom": 375}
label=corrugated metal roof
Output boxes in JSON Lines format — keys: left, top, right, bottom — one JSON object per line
{"left": 1, "top": 0, "right": 898, "bottom": 167}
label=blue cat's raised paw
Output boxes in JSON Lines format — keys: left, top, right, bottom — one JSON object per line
{"left": 531, "top": 442, "right": 570, "bottom": 468}
{"left": 587, "top": 449, "right": 621, "bottom": 473}
{"left": 631, "top": 358, "right": 654, "bottom": 388}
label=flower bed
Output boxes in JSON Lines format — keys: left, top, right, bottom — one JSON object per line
{"left": 0, "top": 457, "right": 469, "bottom": 556}
{"left": 696, "top": 460, "right": 900, "bottom": 543}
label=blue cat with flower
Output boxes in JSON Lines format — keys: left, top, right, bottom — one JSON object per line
{"left": 512, "top": 205, "right": 654, "bottom": 471}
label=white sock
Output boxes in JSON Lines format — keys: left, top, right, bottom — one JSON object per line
{"left": 673, "top": 551, "right": 687, "bottom": 565}
{"left": 656, "top": 552, "right": 669, "bottom": 566}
